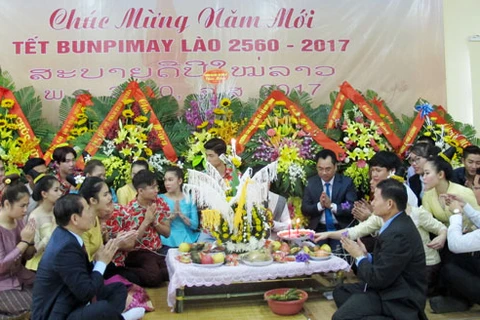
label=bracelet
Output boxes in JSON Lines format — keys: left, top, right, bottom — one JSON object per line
{"left": 20, "top": 240, "right": 34, "bottom": 246}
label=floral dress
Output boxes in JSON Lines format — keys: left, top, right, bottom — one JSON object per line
{"left": 124, "top": 198, "right": 169, "bottom": 251}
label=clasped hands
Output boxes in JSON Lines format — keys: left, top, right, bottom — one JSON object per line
{"left": 439, "top": 193, "right": 466, "bottom": 213}
{"left": 340, "top": 237, "right": 368, "bottom": 259}
{"left": 319, "top": 192, "right": 332, "bottom": 209}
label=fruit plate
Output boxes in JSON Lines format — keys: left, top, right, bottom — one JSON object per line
{"left": 277, "top": 229, "right": 315, "bottom": 241}
{"left": 192, "top": 262, "right": 224, "bottom": 268}
{"left": 309, "top": 254, "right": 332, "bottom": 261}
{"left": 242, "top": 258, "right": 274, "bottom": 267}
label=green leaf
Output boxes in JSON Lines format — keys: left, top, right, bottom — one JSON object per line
{"left": 0, "top": 69, "right": 16, "bottom": 91}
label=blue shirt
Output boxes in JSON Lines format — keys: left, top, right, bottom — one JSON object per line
{"left": 159, "top": 194, "right": 200, "bottom": 247}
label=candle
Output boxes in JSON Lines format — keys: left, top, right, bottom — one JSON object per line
{"left": 231, "top": 138, "right": 237, "bottom": 156}
{"left": 296, "top": 218, "right": 300, "bottom": 234}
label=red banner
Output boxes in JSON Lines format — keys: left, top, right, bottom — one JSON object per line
{"left": 326, "top": 91, "right": 347, "bottom": 129}
{"left": 130, "top": 82, "right": 178, "bottom": 163}
{"left": 43, "top": 93, "right": 93, "bottom": 164}
{"left": 76, "top": 81, "right": 177, "bottom": 169}
{"left": 397, "top": 112, "right": 424, "bottom": 158}
{"left": 370, "top": 96, "right": 397, "bottom": 131}
{"left": 397, "top": 106, "right": 471, "bottom": 158}
{"left": 0, "top": 86, "right": 43, "bottom": 158}
{"left": 339, "top": 81, "right": 402, "bottom": 149}
{"left": 236, "top": 90, "right": 344, "bottom": 156}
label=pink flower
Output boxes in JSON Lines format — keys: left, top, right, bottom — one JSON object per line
{"left": 357, "top": 160, "right": 367, "bottom": 168}
{"left": 267, "top": 128, "right": 277, "bottom": 137}
{"left": 297, "top": 130, "right": 306, "bottom": 138}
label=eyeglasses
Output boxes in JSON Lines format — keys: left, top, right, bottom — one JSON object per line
{"left": 408, "top": 156, "right": 425, "bottom": 165}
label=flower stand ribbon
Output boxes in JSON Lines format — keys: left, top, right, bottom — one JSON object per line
{"left": 76, "top": 81, "right": 177, "bottom": 169}
{"left": 398, "top": 105, "right": 471, "bottom": 158}
{"left": 327, "top": 81, "right": 402, "bottom": 150}
{"left": 236, "top": 90, "right": 343, "bottom": 156}
{"left": 0, "top": 86, "right": 43, "bottom": 158}
{"left": 43, "top": 93, "right": 94, "bottom": 164}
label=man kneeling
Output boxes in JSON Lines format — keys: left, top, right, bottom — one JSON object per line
{"left": 32, "top": 194, "right": 144, "bottom": 320}
{"left": 333, "top": 179, "right": 428, "bottom": 320}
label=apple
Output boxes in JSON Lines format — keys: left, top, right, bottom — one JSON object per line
{"left": 280, "top": 242, "right": 290, "bottom": 253}
{"left": 200, "top": 254, "right": 214, "bottom": 264}
{"left": 271, "top": 241, "right": 282, "bottom": 251}
{"left": 178, "top": 242, "right": 191, "bottom": 253}
{"left": 320, "top": 244, "right": 332, "bottom": 253}
{"left": 212, "top": 252, "right": 225, "bottom": 264}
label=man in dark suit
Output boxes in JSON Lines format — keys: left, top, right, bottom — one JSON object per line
{"left": 302, "top": 149, "right": 357, "bottom": 250}
{"left": 452, "top": 145, "right": 480, "bottom": 187}
{"left": 332, "top": 179, "right": 427, "bottom": 320}
{"left": 32, "top": 194, "right": 144, "bottom": 320}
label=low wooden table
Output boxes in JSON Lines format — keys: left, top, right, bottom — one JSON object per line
{"left": 166, "top": 249, "right": 350, "bottom": 312}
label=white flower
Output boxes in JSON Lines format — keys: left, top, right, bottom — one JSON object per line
{"left": 74, "top": 175, "right": 85, "bottom": 186}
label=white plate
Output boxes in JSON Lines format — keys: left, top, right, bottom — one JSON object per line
{"left": 242, "top": 258, "right": 274, "bottom": 266}
{"left": 192, "top": 262, "right": 224, "bottom": 268}
{"left": 277, "top": 229, "right": 315, "bottom": 241}
{"left": 309, "top": 254, "right": 332, "bottom": 261}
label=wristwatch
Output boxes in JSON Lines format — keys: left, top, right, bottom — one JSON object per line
{"left": 453, "top": 209, "right": 461, "bottom": 214}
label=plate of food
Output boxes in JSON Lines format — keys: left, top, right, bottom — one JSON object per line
{"left": 241, "top": 250, "right": 274, "bottom": 266}
{"left": 242, "top": 258, "right": 274, "bottom": 267}
{"left": 192, "top": 262, "right": 224, "bottom": 268}
{"left": 308, "top": 253, "right": 332, "bottom": 261}
{"left": 277, "top": 229, "right": 315, "bottom": 241}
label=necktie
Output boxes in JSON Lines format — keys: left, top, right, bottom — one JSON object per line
{"left": 324, "top": 182, "right": 336, "bottom": 231}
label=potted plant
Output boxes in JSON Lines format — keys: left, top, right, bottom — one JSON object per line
{"left": 264, "top": 288, "right": 308, "bottom": 315}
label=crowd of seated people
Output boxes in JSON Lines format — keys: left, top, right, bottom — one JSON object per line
{"left": 2, "top": 138, "right": 480, "bottom": 318}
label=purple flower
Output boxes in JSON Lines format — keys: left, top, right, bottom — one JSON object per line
{"left": 341, "top": 202, "right": 352, "bottom": 210}
{"left": 295, "top": 252, "right": 310, "bottom": 263}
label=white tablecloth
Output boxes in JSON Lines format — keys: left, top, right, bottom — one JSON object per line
{"left": 166, "top": 249, "right": 350, "bottom": 308}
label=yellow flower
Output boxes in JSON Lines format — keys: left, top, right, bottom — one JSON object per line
{"left": 67, "top": 135, "right": 75, "bottom": 141}
{"left": 144, "top": 148, "right": 153, "bottom": 156}
{"left": 124, "top": 124, "right": 136, "bottom": 131}
{"left": 77, "top": 113, "right": 87, "bottom": 120}
{"left": 71, "top": 128, "right": 79, "bottom": 136}
{"left": 197, "top": 121, "right": 209, "bottom": 129}
{"left": 213, "top": 108, "right": 225, "bottom": 115}
{"left": 5, "top": 114, "right": 17, "bottom": 120}
{"left": 275, "top": 100, "right": 286, "bottom": 106}
{"left": 139, "top": 133, "right": 148, "bottom": 141}
{"left": 1, "top": 99, "right": 14, "bottom": 109}
{"left": 122, "top": 109, "right": 134, "bottom": 118}
{"left": 120, "top": 148, "right": 132, "bottom": 157}
{"left": 7, "top": 124, "right": 17, "bottom": 130}
{"left": 220, "top": 98, "right": 231, "bottom": 108}
{"left": 232, "top": 157, "right": 242, "bottom": 168}
{"left": 0, "top": 119, "right": 7, "bottom": 128}
{"left": 134, "top": 115, "right": 148, "bottom": 124}
{"left": 122, "top": 98, "right": 135, "bottom": 105}
{"left": 78, "top": 127, "right": 88, "bottom": 134}
{"left": 75, "top": 118, "right": 87, "bottom": 126}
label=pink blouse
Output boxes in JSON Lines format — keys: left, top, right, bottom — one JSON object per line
{"left": 0, "top": 220, "right": 35, "bottom": 291}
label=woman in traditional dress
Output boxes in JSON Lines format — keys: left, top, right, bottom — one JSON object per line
{"left": 25, "top": 175, "right": 62, "bottom": 271}
{"left": 0, "top": 175, "right": 36, "bottom": 319}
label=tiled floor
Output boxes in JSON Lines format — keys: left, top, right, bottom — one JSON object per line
{"left": 144, "top": 274, "right": 480, "bottom": 320}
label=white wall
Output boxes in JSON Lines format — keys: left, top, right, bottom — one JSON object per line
{"left": 443, "top": 0, "right": 480, "bottom": 137}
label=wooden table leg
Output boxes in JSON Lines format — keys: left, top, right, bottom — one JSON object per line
{"left": 175, "top": 286, "right": 185, "bottom": 313}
